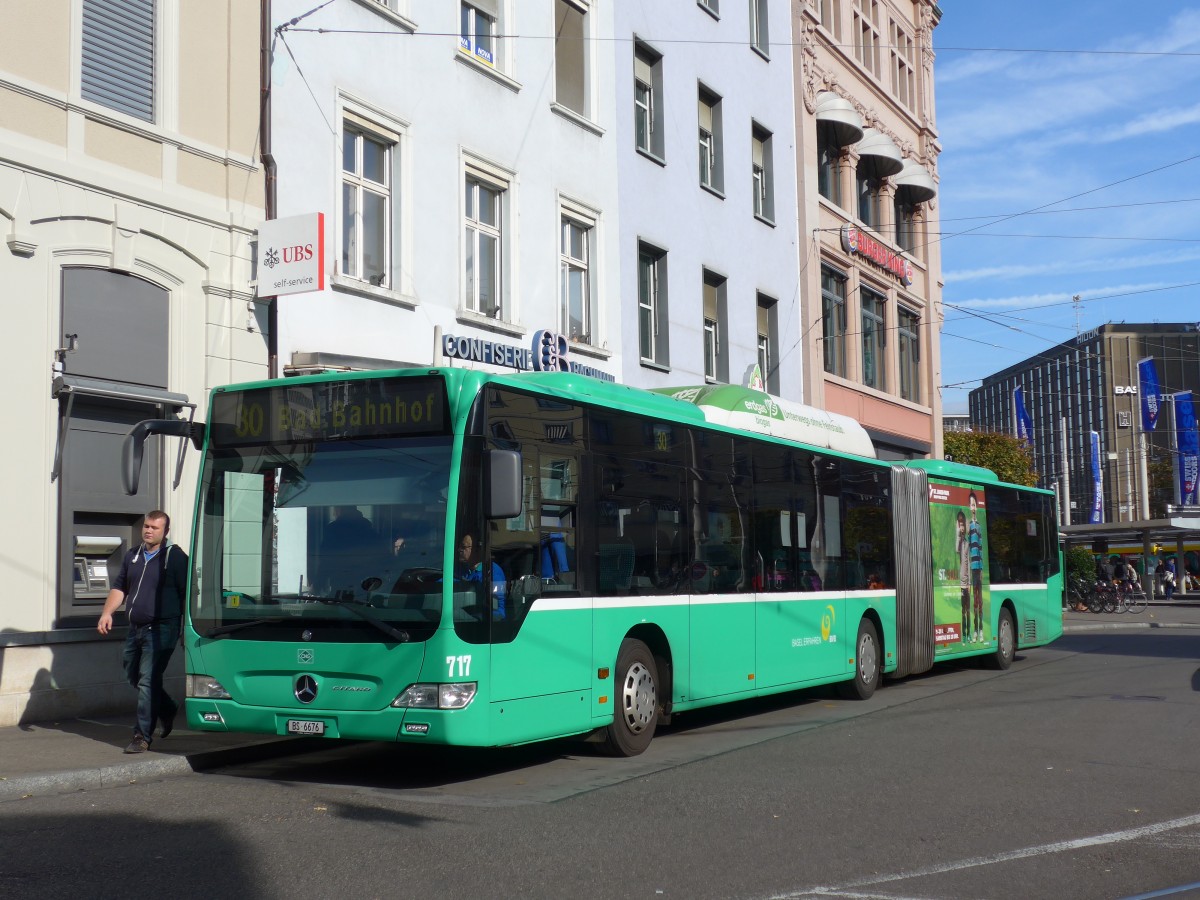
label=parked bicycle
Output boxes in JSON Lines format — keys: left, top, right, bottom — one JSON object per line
{"left": 1113, "top": 580, "right": 1148, "bottom": 614}
{"left": 1066, "top": 575, "right": 1092, "bottom": 612}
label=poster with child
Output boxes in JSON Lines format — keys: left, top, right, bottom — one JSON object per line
{"left": 928, "top": 481, "right": 990, "bottom": 655}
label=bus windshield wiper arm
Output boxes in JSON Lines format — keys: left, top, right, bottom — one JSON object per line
{"left": 205, "top": 617, "right": 284, "bottom": 638}
{"left": 309, "top": 597, "right": 410, "bottom": 643}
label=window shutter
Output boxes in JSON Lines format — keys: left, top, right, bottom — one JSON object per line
{"left": 698, "top": 97, "right": 713, "bottom": 132}
{"left": 82, "top": 0, "right": 155, "bottom": 122}
{"left": 752, "top": 135, "right": 764, "bottom": 167}
{"left": 634, "top": 53, "right": 653, "bottom": 86}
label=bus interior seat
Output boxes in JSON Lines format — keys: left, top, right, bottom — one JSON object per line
{"left": 599, "top": 542, "right": 635, "bottom": 592}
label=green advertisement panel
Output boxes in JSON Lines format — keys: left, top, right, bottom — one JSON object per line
{"left": 929, "top": 481, "right": 989, "bottom": 654}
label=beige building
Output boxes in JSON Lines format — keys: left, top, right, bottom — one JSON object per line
{"left": 794, "top": 0, "right": 943, "bottom": 460}
{"left": 0, "top": 0, "right": 265, "bottom": 725}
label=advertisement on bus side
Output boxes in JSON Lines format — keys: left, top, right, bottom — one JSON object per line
{"left": 929, "top": 481, "right": 990, "bottom": 654}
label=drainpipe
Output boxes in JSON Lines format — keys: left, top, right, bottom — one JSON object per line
{"left": 261, "top": 0, "right": 278, "bottom": 377}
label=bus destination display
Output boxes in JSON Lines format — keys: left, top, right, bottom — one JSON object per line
{"left": 209, "top": 378, "right": 448, "bottom": 447}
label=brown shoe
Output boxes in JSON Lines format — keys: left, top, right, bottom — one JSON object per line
{"left": 124, "top": 733, "right": 150, "bottom": 754}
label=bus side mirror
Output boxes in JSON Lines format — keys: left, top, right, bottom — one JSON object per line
{"left": 486, "top": 449, "right": 522, "bottom": 520}
{"left": 122, "top": 419, "right": 205, "bottom": 495}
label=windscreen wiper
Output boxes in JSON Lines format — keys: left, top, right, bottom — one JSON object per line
{"left": 205, "top": 617, "right": 284, "bottom": 638}
{"left": 306, "top": 596, "right": 410, "bottom": 643}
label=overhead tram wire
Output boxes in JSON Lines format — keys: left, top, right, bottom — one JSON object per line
{"left": 275, "top": 22, "right": 1200, "bottom": 58}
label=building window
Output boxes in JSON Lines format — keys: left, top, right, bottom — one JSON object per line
{"left": 895, "top": 195, "right": 919, "bottom": 255}
{"left": 898, "top": 306, "right": 920, "bottom": 403}
{"left": 634, "top": 42, "right": 665, "bottom": 159}
{"left": 853, "top": 0, "right": 881, "bottom": 80}
{"left": 81, "top": 0, "right": 155, "bottom": 122}
{"left": 703, "top": 270, "right": 728, "bottom": 383}
{"left": 460, "top": 1, "right": 500, "bottom": 68}
{"left": 342, "top": 118, "right": 394, "bottom": 287}
{"left": 638, "top": 242, "right": 669, "bottom": 366}
{"left": 890, "top": 21, "right": 916, "bottom": 109}
{"left": 698, "top": 86, "right": 724, "bottom": 194}
{"left": 860, "top": 287, "right": 886, "bottom": 391}
{"left": 749, "top": 0, "right": 769, "bottom": 56}
{"left": 752, "top": 123, "right": 774, "bottom": 222}
{"left": 822, "top": 266, "right": 847, "bottom": 377}
{"left": 698, "top": 0, "right": 719, "bottom": 17}
{"left": 464, "top": 168, "right": 507, "bottom": 318}
{"left": 856, "top": 159, "right": 883, "bottom": 230}
{"left": 818, "top": 0, "right": 840, "bottom": 37}
{"left": 560, "top": 209, "right": 595, "bottom": 344}
{"left": 555, "top": 0, "right": 589, "bottom": 117}
{"left": 757, "top": 293, "right": 780, "bottom": 393}
{"left": 817, "top": 123, "right": 842, "bottom": 206}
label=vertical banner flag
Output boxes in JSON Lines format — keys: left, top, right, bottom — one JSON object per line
{"left": 1138, "top": 357, "right": 1160, "bottom": 432}
{"left": 1176, "top": 392, "right": 1199, "bottom": 505}
{"left": 1089, "top": 430, "right": 1103, "bottom": 523}
{"left": 1013, "top": 387, "right": 1033, "bottom": 444}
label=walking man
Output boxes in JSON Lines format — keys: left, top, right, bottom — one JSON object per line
{"left": 97, "top": 511, "right": 189, "bottom": 753}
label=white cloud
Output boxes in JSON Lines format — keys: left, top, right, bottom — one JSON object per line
{"left": 945, "top": 248, "right": 1200, "bottom": 284}
{"left": 947, "top": 281, "right": 1190, "bottom": 311}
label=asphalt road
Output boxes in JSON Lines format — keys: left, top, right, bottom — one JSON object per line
{"left": 4, "top": 624, "right": 1200, "bottom": 900}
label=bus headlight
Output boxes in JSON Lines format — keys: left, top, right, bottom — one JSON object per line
{"left": 187, "top": 674, "right": 231, "bottom": 699}
{"left": 391, "top": 682, "right": 477, "bottom": 709}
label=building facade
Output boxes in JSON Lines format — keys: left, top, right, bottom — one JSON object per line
{"left": 269, "top": 0, "right": 623, "bottom": 383}
{"left": 794, "top": 0, "right": 944, "bottom": 460}
{"left": 0, "top": 0, "right": 265, "bottom": 725}
{"left": 614, "top": 0, "right": 801, "bottom": 396}
{"left": 969, "top": 323, "right": 1200, "bottom": 525}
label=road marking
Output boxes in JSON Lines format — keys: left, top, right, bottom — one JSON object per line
{"left": 767, "top": 812, "right": 1200, "bottom": 899}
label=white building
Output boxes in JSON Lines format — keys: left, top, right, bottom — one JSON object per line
{"left": 0, "top": 0, "right": 265, "bottom": 725}
{"left": 614, "top": 0, "right": 801, "bottom": 396}
{"left": 269, "top": 0, "right": 622, "bottom": 382}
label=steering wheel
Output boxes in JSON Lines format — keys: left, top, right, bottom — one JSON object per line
{"left": 395, "top": 567, "right": 442, "bottom": 586}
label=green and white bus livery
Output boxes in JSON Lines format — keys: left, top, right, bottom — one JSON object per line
{"left": 124, "top": 368, "right": 1063, "bottom": 756}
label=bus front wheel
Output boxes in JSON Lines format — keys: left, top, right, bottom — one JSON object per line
{"left": 600, "top": 638, "right": 659, "bottom": 757}
{"left": 838, "top": 619, "right": 880, "bottom": 700}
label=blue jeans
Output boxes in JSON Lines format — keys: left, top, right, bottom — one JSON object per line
{"left": 122, "top": 619, "right": 180, "bottom": 741}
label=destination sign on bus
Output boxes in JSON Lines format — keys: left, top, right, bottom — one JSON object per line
{"left": 209, "top": 378, "right": 448, "bottom": 447}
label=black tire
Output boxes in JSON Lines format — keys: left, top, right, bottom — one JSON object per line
{"left": 838, "top": 619, "right": 880, "bottom": 700}
{"left": 599, "top": 639, "right": 659, "bottom": 757}
{"left": 1086, "top": 590, "right": 1103, "bottom": 614}
{"left": 1101, "top": 591, "right": 1117, "bottom": 614}
{"left": 989, "top": 607, "right": 1015, "bottom": 670}
{"left": 1126, "top": 590, "right": 1147, "bottom": 614}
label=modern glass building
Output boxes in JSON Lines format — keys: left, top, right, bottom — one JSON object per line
{"left": 969, "top": 323, "right": 1200, "bottom": 524}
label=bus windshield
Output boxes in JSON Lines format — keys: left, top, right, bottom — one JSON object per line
{"left": 193, "top": 377, "right": 453, "bottom": 642}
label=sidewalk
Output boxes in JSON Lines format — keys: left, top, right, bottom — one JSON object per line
{"left": 0, "top": 714, "right": 323, "bottom": 802}
{"left": 4, "top": 601, "right": 1200, "bottom": 804}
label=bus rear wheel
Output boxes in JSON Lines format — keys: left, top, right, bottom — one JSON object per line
{"left": 989, "top": 607, "right": 1015, "bottom": 670}
{"left": 600, "top": 638, "right": 659, "bottom": 757}
{"left": 838, "top": 619, "right": 880, "bottom": 700}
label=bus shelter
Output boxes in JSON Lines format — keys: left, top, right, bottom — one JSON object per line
{"left": 1060, "top": 507, "right": 1200, "bottom": 597}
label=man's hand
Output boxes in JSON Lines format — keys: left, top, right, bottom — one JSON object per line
{"left": 97, "top": 612, "right": 114, "bottom": 635}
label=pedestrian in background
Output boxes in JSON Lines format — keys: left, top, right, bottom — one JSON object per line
{"left": 1164, "top": 558, "right": 1177, "bottom": 600}
{"left": 97, "top": 510, "right": 189, "bottom": 754}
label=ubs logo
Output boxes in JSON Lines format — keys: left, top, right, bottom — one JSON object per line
{"left": 295, "top": 674, "right": 318, "bottom": 704}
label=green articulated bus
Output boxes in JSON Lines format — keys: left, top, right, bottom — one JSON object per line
{"left": 124, "top": 368, "right": 1063, "bottom": 756}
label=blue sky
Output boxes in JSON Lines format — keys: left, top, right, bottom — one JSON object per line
{"left": 933, "top": 2, "right": 1200, "bottom": 413}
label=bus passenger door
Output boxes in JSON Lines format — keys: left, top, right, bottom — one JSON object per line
{"left": 482, "top": 391, "right": 592, "bottom": 744}
{"left": 688, "top": 450, "right": 755, "bottom": 702}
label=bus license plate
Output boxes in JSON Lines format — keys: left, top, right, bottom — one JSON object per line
{"left": 287, "top": 719, "right": 325, "bottom": 735}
